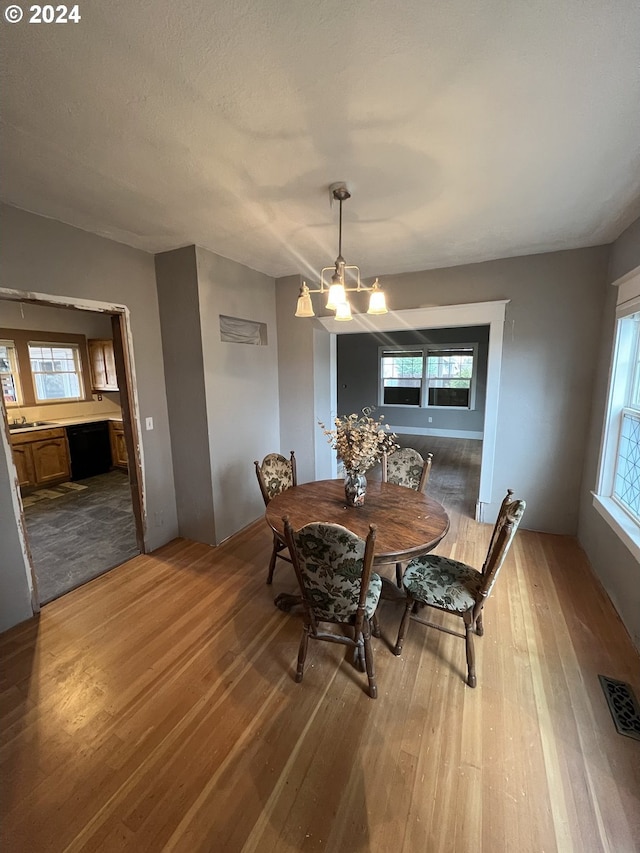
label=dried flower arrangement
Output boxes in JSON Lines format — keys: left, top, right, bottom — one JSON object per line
{"left": 319, "top": 409, "right": 399, "bottom": 474}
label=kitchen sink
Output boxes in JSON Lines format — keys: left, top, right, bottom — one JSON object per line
{"left": 8, "top": 421, "right": 55, "bottom": 431}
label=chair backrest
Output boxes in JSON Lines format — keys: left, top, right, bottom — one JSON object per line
{"left": 478, "top": 489, "right": 526, "bottom": 600}
{"left": 254, "top": 451, "right": 297, "bottom": 506}
{"left": 382, "top": 447, "right": 433, "bottom": 493}
{"left": 283, "top": 519, "right": 377, "bottom": 627}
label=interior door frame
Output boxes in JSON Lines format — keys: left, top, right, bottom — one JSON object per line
{"left": 318, "top": 299, "right": 509, "bottom": 520}
{"left": 0, "top": 287, "right": 146, "bottom": 612}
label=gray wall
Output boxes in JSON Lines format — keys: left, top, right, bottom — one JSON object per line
{"left": 337, "top": 326, "right": 488, "bottom": 434}
{"left": 277, "top": 246, "right": 610, "bottom": 534}
{"left": 0, "top": 300, "right": 113, "bottom": 337}
{"left": 157, "top": 245, "right": 281, "bottom": 546}
{"left": 276, "top": 275, "right": 331, "bottom": 485}
{"left": 608, "top": 216, "right": 640, "bottom": 283}
{"left": 156, "top": 247, "right": 216, "bottom": 544}
{"left": 0, "top": 203, "right": 178, "bottom": 632}
{"left": 0, "top": 426, "right": 33, "bottom": 629}
{"left": 195, "top": 246, "right": 280, "bottom": 543}
{"left": 578, "top": 216, "right": 640, "bottom": 649}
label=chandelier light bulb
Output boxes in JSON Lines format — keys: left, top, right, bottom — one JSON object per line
{"left": 326, "top": 283, "right": 347, "bottom": 310}
{"left": 367, "top": 278, "right": 388, "bottom": 315}
{"left": 335, "top": 300, "right": 353, "bottom": 321}
{"left": 295, "top": 282, "right": 316, "bottom": 317}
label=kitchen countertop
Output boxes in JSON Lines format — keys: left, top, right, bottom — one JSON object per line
{"left": 8, "top": 415, "right": 123, "bottom": 434}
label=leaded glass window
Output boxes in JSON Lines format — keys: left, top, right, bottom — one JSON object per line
{"left": 614, "top": 411, "right": 640, "bottom": 521}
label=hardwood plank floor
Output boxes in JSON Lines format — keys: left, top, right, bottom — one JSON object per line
{"left": 1, "top": 439, "right": 639, "bottom": 852}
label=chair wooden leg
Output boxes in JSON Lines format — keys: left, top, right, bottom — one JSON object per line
{"left": 363, "top": 625, "right": 378, "bottom": 699}
{"left": 371, "top": 611, "right": 381, "bottom": 638}
{"left": 266, "top": 533, "right": 279, "bottom": 584}
{"left": 475, "top": 608, "right": 484, "bottom": 636}
{"left": 463, "top": 610, "right": 477, "bottom": 687}
{"left": 394, "top": 598, "right": 414, "bottom": 655}
{"left": 296, "top": 626, "right": 309, "bottom": 683}
{"left": 395, "top": 561, "right": 405, "bottom": 587}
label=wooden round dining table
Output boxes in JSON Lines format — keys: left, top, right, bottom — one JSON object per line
{"left": 265, "top": 478, "right": 450, "bottom": 609}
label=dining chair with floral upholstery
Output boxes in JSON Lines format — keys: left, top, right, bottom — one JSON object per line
{"left": 382, "top": 447, "right": 433, "bottom": 493}
{"left": 382, "top": 447, "right": 434, "bottom": 585}
{"left": 254, "top": 451, "right": 297, "bottom": 584}
{"left": 394, "top": 489, "right": 526, "bottom": 687}
{"left": 282, "top": 518, "right": 381, "bottom": 698}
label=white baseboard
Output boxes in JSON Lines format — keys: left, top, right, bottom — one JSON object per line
{"left": 389, "top": 425, "right": 484, "bottom": 440}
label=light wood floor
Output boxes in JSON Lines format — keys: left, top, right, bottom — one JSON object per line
{"left": 1, "top": 440, "right": 639, "bottom": 852}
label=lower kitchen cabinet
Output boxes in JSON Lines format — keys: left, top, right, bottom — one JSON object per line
{"left": 10, "top": 428, "right": 71, "bottom": 492}
{"left": 12, "top": 443, "right": 36, "bottom": 489}
{"left": 109, "top": 421, "right": 128, "bottom": 470}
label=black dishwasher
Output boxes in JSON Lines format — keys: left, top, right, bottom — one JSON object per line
{"left": 66, "top": 421, "right": 112, "bottom": 481}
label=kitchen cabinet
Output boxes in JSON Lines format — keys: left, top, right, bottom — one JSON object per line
{"left": 88, "top": 339, "right": 119, "bottom": 392}
{"left": 12, "top": 443, "right": 36, "bottom": 489}
{"left": 10, "top": 428, "right": 71, "bottom": 491}
{"left": 109, "top": 421, "right": 128, "bottom": 470}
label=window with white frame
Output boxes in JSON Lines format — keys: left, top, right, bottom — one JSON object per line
{"left": 28, "top": 342, "right": 84, "bottom": 403}
{"left": 380, "top": 344, "right": 476, "bottom": 408}
{"left": 594, "top": 267, "right": 640, "bottom": 555}
{"left": 611, "top": 313, "right": 640, "bottom": 522}
{"left": 426, "top": 347, "right": 475, "bottom": 407}
{"left": 380, "top": 349, "right": 423, "bottom": 405}
{"left": 0, "top": 340, "right": 22, "bottom": 406}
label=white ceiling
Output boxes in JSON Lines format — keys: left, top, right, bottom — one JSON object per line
{"left": 1, "top": 1, "right": 639, "bottom": 280}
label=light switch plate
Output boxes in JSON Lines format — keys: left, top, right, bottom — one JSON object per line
{"left": 145, "top": 417, "right": 154, "bottom": 430}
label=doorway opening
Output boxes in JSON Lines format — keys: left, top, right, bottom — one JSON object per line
{"left": 316, "top": 299, "right": 509, "bottom": 521}
{"left": 0, "top": 290, "right": 145, "bottom": 609}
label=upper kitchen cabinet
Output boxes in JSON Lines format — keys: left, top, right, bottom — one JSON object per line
{"left": 88, "top": 339, "right": 118, "bottom": 392}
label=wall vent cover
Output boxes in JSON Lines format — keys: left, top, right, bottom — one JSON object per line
{"left": 598, "top": 675, "right": 640, "bottom": 741}
{"left": 219, "top": 315, "right": 267, "bottom": 345}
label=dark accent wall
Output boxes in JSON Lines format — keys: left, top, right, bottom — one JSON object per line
{"left": 337, "top": 326, "right": 489, "bottom": 433}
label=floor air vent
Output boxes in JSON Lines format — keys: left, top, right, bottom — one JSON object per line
{"left": 598, "top": 675, "right": 640, "bottom": 741}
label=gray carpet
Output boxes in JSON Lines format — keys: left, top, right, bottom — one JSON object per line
{"left": 23, "top": 469, "right": 140, "bottom": 604}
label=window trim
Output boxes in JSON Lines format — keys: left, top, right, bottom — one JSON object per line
{"left": 379, "top": 347, "right": 425, "bottom": 407}
{"left": 0, "top": 327, "right": 93, "bottom": 407}
{"left": 28, "top": 340, "right": 85, "bottom": 404}
{"left": 593, "top": 265, "right": 640, "bottom": 558}
{"left": 378, "top": 342, "right": 478, "bottom": 410}
{"left": 0, "top": 339, "right": 23, "bottom": 407}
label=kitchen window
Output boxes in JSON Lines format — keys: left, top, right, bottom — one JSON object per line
{"left": 379, "top": 344, "right": 477, "bottom": 408}
{"left": 28, "top": 342, "right": 85, "bottom": 403}
{"left": 0, "top": 340, "right": 22, "bottom": 406}
{"left": 0, "top": 327, "right": 93, "bottom": 407}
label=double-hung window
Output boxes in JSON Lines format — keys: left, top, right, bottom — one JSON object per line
{"left": 380, "top": 344, "right": 477, "bottom": 409}
{"left": 426, "top": 346, "right": 475, "bottom": 407}
{"left": 0, "top": 340, "right": 22, "bottom": 406}
{"left": 611, "top": 314, "right": 640, "bottom": 522}
{"left": 594, "top": 267, "right": 640, "bottom": 556}
{"left": 28, "top": 342, "right": 84, "bottom": 403}
{"left": 380, "top": 350, "right": 423, "bottom": 406}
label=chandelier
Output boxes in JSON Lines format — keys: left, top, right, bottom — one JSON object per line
{"left": 295, "top": 183, "right": 388, "bottom": 321}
